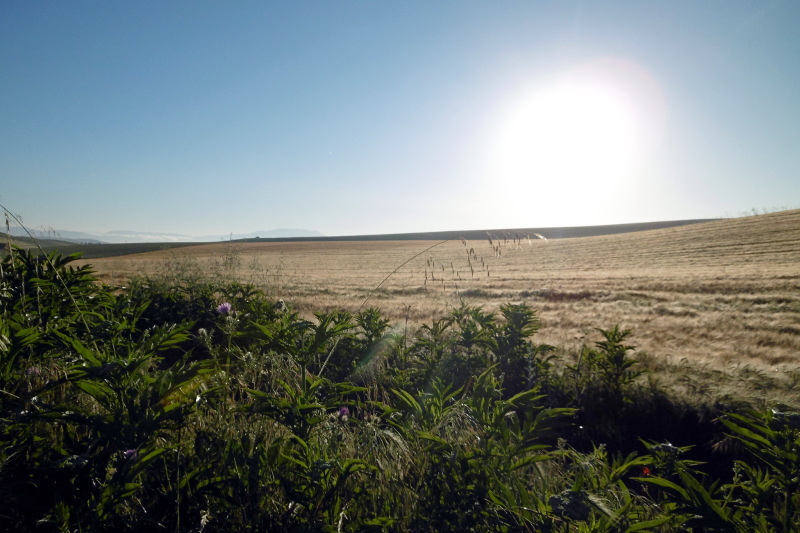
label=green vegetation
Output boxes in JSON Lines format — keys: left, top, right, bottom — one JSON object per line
{"left": 1, "top": 247, "right": 798, "bottom": 532}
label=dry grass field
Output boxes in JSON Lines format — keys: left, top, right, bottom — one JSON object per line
{"left": 82, "top": 209, "right": 800, "bottom": 405}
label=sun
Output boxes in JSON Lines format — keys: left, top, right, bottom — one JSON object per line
{"left": 499, "top": 82, "right": 637, "bottom": 182}
{"left": 485, "top": 58, "right": 666, "bottom": 221}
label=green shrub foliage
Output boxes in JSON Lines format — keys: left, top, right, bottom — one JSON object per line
{"left": 0, "top": 247, "right": 797, "bottom": 531}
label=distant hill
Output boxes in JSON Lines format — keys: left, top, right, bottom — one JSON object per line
{"left": 234, "top": 218, "right": 721, "bottom": 243}
{"left": 7, "top": 227, "right": 325, "bottom": 244}
{"left": 1, "top": 231, "right": 79, "bottom": 250}
{"left": 5, "top": 218, "right": 723, "bottom": 259}
{"left": 225, "top": 229, "right": 326, "bottom": 240}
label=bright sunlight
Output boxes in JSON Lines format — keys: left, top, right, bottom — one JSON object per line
{"left": 486, "top": 58, "right": 667, "bottom": 224}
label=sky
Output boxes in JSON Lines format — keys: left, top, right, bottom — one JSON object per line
{"left": 2, "top": 1, "right": 799, "bottom": 238}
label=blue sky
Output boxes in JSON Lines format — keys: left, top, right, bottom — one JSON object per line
{"left": 2, "top": 1, "right": 799, "bottom": 237}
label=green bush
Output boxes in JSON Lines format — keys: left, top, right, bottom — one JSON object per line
{"left": 1, "top": 247, "right": 797, "bottom": 531}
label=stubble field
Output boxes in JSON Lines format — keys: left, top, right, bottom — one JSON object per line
{"left": 83, "top": 209, "right": 800, "bottom": 405}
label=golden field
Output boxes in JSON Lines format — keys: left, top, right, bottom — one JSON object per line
{"left": 82, "top": 209, "right": 800, "bottom": 401}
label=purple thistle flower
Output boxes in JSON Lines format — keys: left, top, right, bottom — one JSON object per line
{"left": 123, "top": 449, "right": 138, "bottom": 460}
{"left": 338, "top": 406, "right": 350, "bottom": 419}
{"left": 216, "top": 302, "right": 232, "bottom": 315}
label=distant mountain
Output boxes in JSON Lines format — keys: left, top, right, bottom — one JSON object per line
{"left": 7, "top": 227, "right": 105, "bottom": 244}
{"left": 102, "top": 230, "right": 198, "bottom": 243}
{"left": 7, "top": 226, "right": 324, "bottom": 244}
{"left": 227, "top": 229, "right": 325, "bottom": 240}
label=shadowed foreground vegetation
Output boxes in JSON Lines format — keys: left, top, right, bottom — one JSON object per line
{"left": 2, "top": 248, "right": 799, "bottom": 532}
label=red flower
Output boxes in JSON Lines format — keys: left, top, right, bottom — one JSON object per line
{"left": 642, "top": 466, "right": 652, "bottom": 476}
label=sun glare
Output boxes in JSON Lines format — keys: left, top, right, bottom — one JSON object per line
{"left": 498, "top": 82, "right": 637, "bottom": 181}
{"left": 486, "top": 58, "right": 666, "bottom": 223}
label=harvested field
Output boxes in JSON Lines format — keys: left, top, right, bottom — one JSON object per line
{"left": 83, "top": 210, "right": 800, "bottom": 390}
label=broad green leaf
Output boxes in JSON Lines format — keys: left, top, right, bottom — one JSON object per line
{"left": 392, "top": 388, "right": 421, "bottom": 414}
{"left": 677, "top": 469, "right": 729, "bottom": 523}
{"left": 505, "top": 388, "right": 545, "bottom": 407}
{"left": 56, "top": 331, "right": 101, "bottom": 365}
{"left": 417, "top": 431, "right": 449, "bottom": 447}
{"left": 721, "top": 418, "right": 771, "bottom": 447}
{"left": 636, "top": 477, "right": 689, "bottom": 500}
{"left": 511, "top": 454, "right": 552, "bottom": 470}
{"left": 625, "top": 516, "right": 673, "bottom": 532}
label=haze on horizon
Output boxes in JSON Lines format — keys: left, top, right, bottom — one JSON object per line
{"left": 1, "top": 1, "right": 799, "bottom": 238}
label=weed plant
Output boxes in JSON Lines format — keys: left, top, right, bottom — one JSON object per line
{"left": 1, "top": 246, "right": 799, "bottom": 531}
